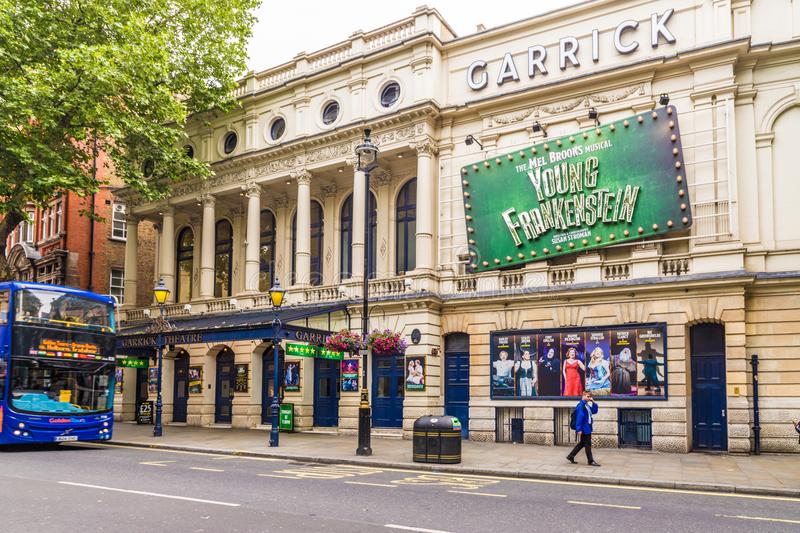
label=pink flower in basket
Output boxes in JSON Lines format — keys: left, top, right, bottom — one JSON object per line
{"left": 367, "top": 329, "right": 408, "bottom": 355}
{"left": 324, "top": 329, "right": 364, "bottom": 354}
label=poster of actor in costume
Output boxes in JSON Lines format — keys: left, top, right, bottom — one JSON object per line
{"left": 405, "top": 357, "right": 426, "bottom": 391}
{"left": 514, "top": 335, "right": 537, "bottom": 397}
{"left": 585, "top": 331, "right": 611, "bottom": 395}
{"left": 341, "top": 359, "right": 359, "bottom": 392}
{"left": 637, "top": 328, "right": 666, "bottom": 396}
{"left": 491, "top": 335, "right": 516, "bottom": 397}
{"left": 610, "top": 329, "right": 638, "bottom": 396}
{"left": 537, "top": 334, "right": 561, "bottom": 396}
{"left": 561, "top": 332, "right": 585, "bottom": 397}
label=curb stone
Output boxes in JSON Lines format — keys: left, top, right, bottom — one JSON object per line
{"left": 107, "top": 439, "right": 800, "bottom": 499}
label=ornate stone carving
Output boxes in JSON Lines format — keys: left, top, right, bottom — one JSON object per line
{"left": 272, "top": 194, "right": 290, "bottom": 208}
{"left": 321, "top": 184, "right": 338, "bottom": 198}
{"left": 412, "top": 138, "right": 438, "bottom": 157}
{"left": 197, "top": 193, "right": 215, "bottom": 208}
{"left": 243, "top": 181, "right": 261, "bottom": 198}
{"left": 489, "top": 84, "right": 646, "bottom": 126}
{"left": 305, "top": 142, "right": 353, "bottom": 164}
{"left": 290, "top": 168, "right": 312, "bottom": 185}
{"left": 372, "top": 170, "right": 393, "bottom": 187}
{"left": 373, "top": 125, "right": 416, "bottom": 147}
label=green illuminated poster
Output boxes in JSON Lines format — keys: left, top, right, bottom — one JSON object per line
{"left": 460, "top": 106, "right": 692, "bottom": 273}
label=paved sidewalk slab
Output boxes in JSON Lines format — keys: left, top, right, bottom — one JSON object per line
{"left": 109, "top": 423, "right": 800, "bottom": 498}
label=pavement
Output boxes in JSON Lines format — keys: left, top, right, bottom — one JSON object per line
{"left": 110, "top": 423, "right": 800, "bottom": 498}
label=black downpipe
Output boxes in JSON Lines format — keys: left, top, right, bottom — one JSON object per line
{"left": 751, "top": 354, "right": 760, "bottom": 455}
{"left": 87, "top": 138, "right": 97, "bottom": 292}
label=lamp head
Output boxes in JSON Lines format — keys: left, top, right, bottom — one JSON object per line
{"left": 659, "top": 93, "right": 670, "bottom": 106}
{"left": 153, "top": 278, "right": 170, "bottom": 305}
{"left": 588, "top": 107, "right": 598, "bottom": 120}
{"left": 355, "top": 128, "right": 378, "bottom": 170}
{"left": 269, "top": 277, "right": 286, "bottom": 309}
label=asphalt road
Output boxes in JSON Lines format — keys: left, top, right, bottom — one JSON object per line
{"left": 0, "top": 443, "right": 798, "bottom": 533}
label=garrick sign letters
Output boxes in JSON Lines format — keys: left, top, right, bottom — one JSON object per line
{"left": 461, "top": 106, "right": 692, "bottom": 273}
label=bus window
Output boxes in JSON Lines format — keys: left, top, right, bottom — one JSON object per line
{"left": 13, "top": 288, "right": 113, "bottom": 332}
{"left": 0, "top": 290, "right": 8, "bottom": 324}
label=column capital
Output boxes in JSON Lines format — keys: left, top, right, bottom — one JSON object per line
{"left": 291, "top": 168, "right": 312, "bottom": 185}
{"left": 157, "top": 204, "right": 175, "bottom": 217}
{"left": 373, "top": 170, "right": 393, "bottom": 187}
{"left": 321, "top": 184, "right": 338, "bottom": 198}
{"left": 243, "top": 181, "right": 261, "bottom": 198}
{"left": 412, "top": 137, "right": 438, "bottom": 157}
{"left": 273, "top": 193, "right": 290, "bottom": 208}
{"left": 197, "top": 193, "right": 215, "bottom": 207}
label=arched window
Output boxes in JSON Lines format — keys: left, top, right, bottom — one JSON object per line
{"left": 259, "top": 210, "right": 276, "bottom": 292}
{"left": 292, "top": 200, "right": 324, "bottom": 285}
{"left": 214, "top": 220, "right": 233, "bottom": 298}
{"left": 176, "top": 227, "right": 194, "bottom": 303}
{"left": 395, "top": 178, "right": 417, "bottom": 274}
{"left": 340, "top": 193, "right": 377, "bottom": 280}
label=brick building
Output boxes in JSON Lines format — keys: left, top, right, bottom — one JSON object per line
{"left": 4, "top": 150, "right": 156, "bottom": 304}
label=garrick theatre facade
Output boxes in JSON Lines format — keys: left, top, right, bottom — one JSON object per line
{"left": 116, "top": 0, "right": 800, "bottom": 454}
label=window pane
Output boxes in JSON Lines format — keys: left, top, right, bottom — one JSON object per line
{"left": 378, "top": 376, "right": 390, "bottom": 398}
{"left": 214, "top": 253, "right": 230, "bottom": 298}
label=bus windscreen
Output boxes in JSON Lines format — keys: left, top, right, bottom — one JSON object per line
{"left": 14, "top": 288, "right": 114, "bottom": 333}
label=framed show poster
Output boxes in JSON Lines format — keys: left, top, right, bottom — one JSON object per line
{"left": 341, "top": 359, "right": 359, "bottom": 392}
{"left": 148, "top": 367, "right": 158, "bottom": 394}
{"left": 404, "top": 356, "right": 425, "bottom": 391}
{"left": 284, "top": 361, "right": 300, "bottom": 392}
{"left": 188, "top": 366, "right": 203, "bottom": 394}
{"left": 490, "top": 323, "right": 668, "bottom": 400}
{"left": 234, "top": 363, "right": 249, "bottom": 393}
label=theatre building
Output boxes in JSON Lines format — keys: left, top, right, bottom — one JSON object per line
{"left": 116, "top": 0, "right": 800, "bottom": 453}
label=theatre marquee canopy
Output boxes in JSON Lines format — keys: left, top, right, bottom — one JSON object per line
{"left": 116, "top": 302, "right": 347, "bottom": 354}
{"left": 460, "top": 107, "right": 692, "bottom": 273}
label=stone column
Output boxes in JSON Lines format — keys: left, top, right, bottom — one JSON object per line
{"left": 351, "top": 165, "right": 366, "bottom": 281}
{"left": 159, "top": 207, "right": 175, "bottom": 302}
{"left": 244, "top": 182, "right": 261, "bottom": 293}
{"left": 199, "top": 194, "right": 216, "bottom": 299}
{"left": 321, "top": 185, "right": 338, "bottom": 285}
{"left": 122, "top": 215, "right": 139, "bottom": 307}
{"left": 293, "top": 169, "right": 312, "bottom": 286}
{"left": 373, "top": 171, "right": 393, "bottom": 278}
{"left": 414, "top": 139, "right": 437, "bottom": 272}
{"left": 273, "top": 194, "right": 290, "bottom": 288}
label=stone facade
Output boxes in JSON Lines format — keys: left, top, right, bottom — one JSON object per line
{"left": 117, "top": 0, "right": 800, "bottom": 454}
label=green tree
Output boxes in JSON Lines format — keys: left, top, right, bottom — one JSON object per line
{"left": 0, "top": 0, "right": 260, "bottom": 278}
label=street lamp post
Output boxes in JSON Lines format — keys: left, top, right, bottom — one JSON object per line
{"left": 268, "top": 278, "right": 286, "bottom": 447}
{"left": 152, "top": 278, "right": 170, "bottom": 438}
{"left": 355, "top": 128, "right": 378, "bottom": 457}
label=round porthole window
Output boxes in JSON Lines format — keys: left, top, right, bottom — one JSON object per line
{"left": 380, "top": 82, "right": 401, "bottom": 108}
{"left": 270, "top": 117, "right": 286, "bottom": 141}
{"left": 322, "top": 101, "right": 339, "bottom": 125}
{"left": 184, "top": 145, "right": 194, "bottom": 158}
{"left": 223, "top": 132, "right": 238, "bottom": 154}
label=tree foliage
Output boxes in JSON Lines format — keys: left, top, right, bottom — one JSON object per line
{"left": 0, "top": 0, "right": 260, "bottom": 277}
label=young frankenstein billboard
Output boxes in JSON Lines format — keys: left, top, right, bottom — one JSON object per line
{"left": 461, "top": 106, "right": 691, "bottom": 272}
{"left": 491, "top": 324, "right": 667, "bottom": 400}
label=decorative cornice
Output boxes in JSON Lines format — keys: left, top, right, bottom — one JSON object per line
{"left": 489, "top": 84, "right": 645, "bottom": 127}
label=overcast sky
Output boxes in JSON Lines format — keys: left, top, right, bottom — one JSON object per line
{"left": 246, "top": 0, "right": 583, "bottom": 72}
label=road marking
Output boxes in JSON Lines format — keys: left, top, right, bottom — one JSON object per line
{"left": 568, "top": 500, "right": 641, "bottom": 510}
{"left": 190, "top": 467, "right": 225, "bottom": 472}
{"left": 272, "top": 465, "right": 384, "bottom": 479}
{"left": 82, "top": 443, "right": 800, "bottom": 503}
{"left": 79, "top": 442, "right": 280, "bottom": 461}
{"left": 139, "top": 460, "right": 175, "bottom": 467}
{"left": 257, "top": 474, "right": 301, "bottom": 479}
{"left": 345, "top": 481, "right": 397, "bottom": 488}
{"left": 385, "top": 525, "right": 454, "bottom": 533}
{"left": 718, "top": 513, "right": 800, "bottom": 525}
{"left": 58, "top": 481, "right": 240, "bottom": 507}
{"left": 448, "top": 490, "right": 506, "bottom": 498}
{"left": 392, "top": 474, "right": 500, "bottom": 490}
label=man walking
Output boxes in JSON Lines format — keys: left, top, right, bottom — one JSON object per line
{"left": 567, "top": 390, "right": 600, "bottom": 466}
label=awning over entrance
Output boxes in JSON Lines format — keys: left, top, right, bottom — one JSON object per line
{"left": 116, "top": 302, "right": 348, "bottom": 355}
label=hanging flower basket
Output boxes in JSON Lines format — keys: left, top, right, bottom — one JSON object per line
{"left": 324, "top": 329, "right": 365, "bottom": 354}
{"left": 367, "top": 329, "right": 408, "bottom": 355}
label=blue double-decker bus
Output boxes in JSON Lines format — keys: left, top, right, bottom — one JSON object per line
{"left": 0, "top": 281, "right": 116, "bottom": 444}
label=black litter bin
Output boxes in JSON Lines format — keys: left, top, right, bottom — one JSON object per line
{"left": 413, "top": 415, "right": 462, "bottom": 464}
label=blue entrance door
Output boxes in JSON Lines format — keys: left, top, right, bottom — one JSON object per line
{"left": 372, "top": 354, "right": 404, "bottom": 428}
{"left": 444, "top": 333, "right": 470, "bottom": 438}
{"left": 172, "top": 352, "right": 189, "bottom": 423}
{"left": 691, "top": 324, "right": 728, "bottom": 451}
{"left": 261, "top": 351, "right": 276, "bottom": 425}
{"left": 215, "top": 349, "right": 235, "bottom": 424}
{"left": 314, "top": 358, "right": 340, "bottom": 427}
